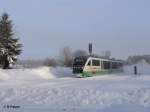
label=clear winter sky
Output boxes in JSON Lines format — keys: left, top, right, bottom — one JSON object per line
{"left": 0, "top": 0, "right": 150, "bottom": 60}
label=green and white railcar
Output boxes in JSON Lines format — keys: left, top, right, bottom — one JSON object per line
{"left": 72, "top": 56, "right": 123, "bottom": 77}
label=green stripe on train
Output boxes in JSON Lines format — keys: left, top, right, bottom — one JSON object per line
{"left": 80, "top": 69, "right": 123, "bottom": 77}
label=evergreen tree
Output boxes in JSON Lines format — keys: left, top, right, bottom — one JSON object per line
{"left": 0, "top": 13, "right": 22, "bottom": 69}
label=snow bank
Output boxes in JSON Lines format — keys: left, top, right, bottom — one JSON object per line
{"left": 0, "top": 66, "right": 150, "bottom": 112}
{"left": 0, "top": 67, "right": 73, "bottom": 81}
{"left": 0, "top": 70, "right": 10, "bottom": 80}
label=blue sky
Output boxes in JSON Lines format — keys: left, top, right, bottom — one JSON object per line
{"left": 0, "top": 0, "right": 150, "bottom": 59}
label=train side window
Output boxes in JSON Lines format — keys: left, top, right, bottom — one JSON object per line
{"left": 97, "top": 60, "right": 100, "bottom": 66}
{"left": 92, "top": 60, "right": 100, "bottom": 66}
{"left": 103, "top": 61, "right": 111, "bottom": 69}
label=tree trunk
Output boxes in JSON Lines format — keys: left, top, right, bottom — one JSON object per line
{"left": 3, "top": 55, "right": 9, "bottom": 69}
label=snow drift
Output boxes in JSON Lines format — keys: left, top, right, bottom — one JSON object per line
{"left": 0, "top": 66, "right": 150, "bottom": 112}
{"left": 0, "top": 67, "right": 73, "bottom": 81}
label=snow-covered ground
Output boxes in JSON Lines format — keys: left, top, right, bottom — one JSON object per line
{"left": 0, "top": 66, "right": 150, "bottom": 112}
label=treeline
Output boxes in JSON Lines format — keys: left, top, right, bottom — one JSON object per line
{"left": 127, "top": 55, "right": 150, "bottom": 64}
{"left": 17, "top": 46, "right": 88, "bottom": 68}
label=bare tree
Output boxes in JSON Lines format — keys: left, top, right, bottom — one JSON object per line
{"left": 59, "top": 46, "right": 73, "bottom": 67}
{"left": 43, "top": 58, "right": 57, "bottom": 67}
{"left": 101, "top": 50, "right": 111, "bottom": 58}
{"left": 73, "top": 49, "right": 88, "bottom": 58}
{"left": 105, "top": 50, "right": 111, "bottom": 58}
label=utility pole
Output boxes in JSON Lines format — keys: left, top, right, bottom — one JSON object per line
{"left": 89, "top": 43, "right": 92, "bottom": 56}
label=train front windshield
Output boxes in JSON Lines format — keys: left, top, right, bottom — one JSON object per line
{"left": 73, "top": 58, "right": 87, "bottom": 66}
{"left": 73, "top": 57, "right": 87, "bottom": 73}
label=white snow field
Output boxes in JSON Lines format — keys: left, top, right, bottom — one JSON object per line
{"left": 0, "top": 66, "right": 150, "bottom": 112}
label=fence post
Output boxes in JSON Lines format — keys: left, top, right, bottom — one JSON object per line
{"left": 134, "top": 66, "right": 137, "bottom": 75}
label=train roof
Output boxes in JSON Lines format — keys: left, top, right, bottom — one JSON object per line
{"left": 75, "top": 55, "right": 123, "bottom": 63}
